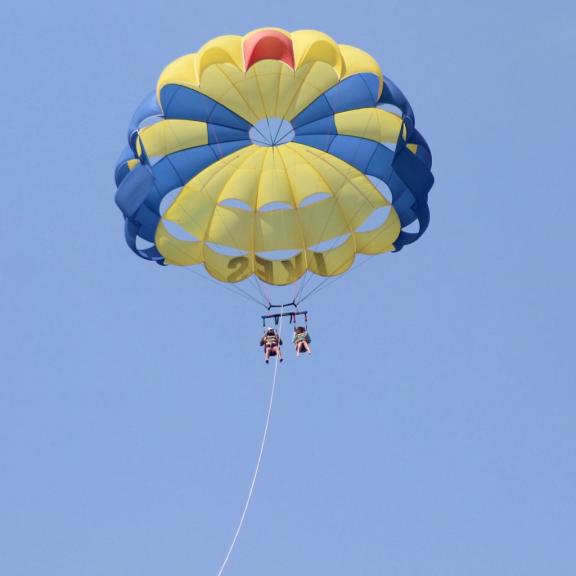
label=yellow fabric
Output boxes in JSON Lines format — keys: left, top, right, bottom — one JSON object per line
{"left": 206, "top": 205, "right": 254, "bottom": 251}
{"left": 256, "top": 148, "right": 295, "bottom": 208}
{"left": 307, "top": 236, "right": 356, "bottom": 276}
{"left": 291, "top": 30, "right": 343, "bottom": 76}
{"left": 284, "top": 62, "right": 340, "bottom": 120}
{"left": 157, "top": 54, "right": 199, "bottom": 94}
{"left": 197, "top": 35, "right": 244, "bottom": 75}
{"left": 335, "top": 108, "right": 403, "bottom": 145}
{"left": 158, "top": 142, "right": 401, "bottom": 284}
{"left": 339, "top": 45, "right": 383, "bottom": 98}
{"left": 155, "top": 221, "right": 203, "bottom": 266}
{"left": 203, "top": 245, "right": 254, "bottom": 283}
{"left": 137, "top": 120, "right": 208, "bottom": 157}
{"left": 163, "top": 147, "right": 260, "bottom": 240}
{"left": 355, "top": 208, "right": 401, "bottom": 254}
{"left": 218, "top": 148, "right": 267, "bottom": 208}
{"left": 150, "top": 29, "right": 400, "bottom": 284}
{"left": 156, "top": 29, "right": 384, "bottom": 124}
{"left": 255, "top": 252, "right": 306, "bottom": 284}
{"left": 187, "top": 61, "right": 340, "bottom": 125}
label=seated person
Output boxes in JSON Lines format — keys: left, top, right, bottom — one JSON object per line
{"left": 292, "top": 326, "right": 311, "bottom": 356}
{"left": 260, "top": 327, "right": 284, "bottom": 364}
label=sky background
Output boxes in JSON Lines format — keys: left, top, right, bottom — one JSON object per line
{"left": 2, "top": 1, "right": 576, "bottom": 575}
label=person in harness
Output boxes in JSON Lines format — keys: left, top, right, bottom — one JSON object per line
{"left": 260, "top": 327, "right": 284, "bottom": 364}
{"left": 292, "top": 326, "right": 312, "bottom": 356}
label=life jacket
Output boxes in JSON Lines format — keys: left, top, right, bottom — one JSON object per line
{"left": 295, "top": 331, "right": 309, "bottom": 343}
{"left": 264, "top": 334, "right": 278, "bottom": 346}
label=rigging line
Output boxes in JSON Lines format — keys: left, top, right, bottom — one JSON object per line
{"left": 216, "top": 305, "right": 285, "bottom": 576}
{"left": 178, "top": 265, "right": 266, "bottom": 308}
{"left": 255, "top": 276, "right": 273, "bottom": 307}
{"left": 292, "top": 269, "right": 306, "bottom": 304}
{"left": 249, "top": 276, "right": 271, "bottom": 307}
{"left": 160, "top": 206, "right": 266, "bottom": 307}
{"left": 294, "top": 269, "right": 314, "bottom": 304}
{"left": 298, "top": 254, "right": 373, "bottom": 304}
{"left": 298, "top": 192, "right": 397, "bottom": 305}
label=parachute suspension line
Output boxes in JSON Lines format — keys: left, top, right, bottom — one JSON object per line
{"left": 216, "top": 305, "right": 285, "bottom": 576}
{"left": 294, "top": 270, "right": 314, "bottom": 306}
{"left": 298, "top": 255, "right": 373, "bottom": 304}
{"left": 252, "top": 276, "right": 272, "bottom": 309}
{"left": 179, "top": 266, "right": 267, "bottom": 308}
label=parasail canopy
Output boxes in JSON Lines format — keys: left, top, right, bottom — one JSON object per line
{"left": 115, "top": 28, "right": 434, "bottom": 288}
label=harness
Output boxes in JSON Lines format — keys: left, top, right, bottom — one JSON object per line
{"left": 294, "top": 331, "right": 308, "bottom": 343}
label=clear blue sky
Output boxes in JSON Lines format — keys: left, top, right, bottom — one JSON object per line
{"left": 2, "top": 1, "right": 575, "bottom": 575}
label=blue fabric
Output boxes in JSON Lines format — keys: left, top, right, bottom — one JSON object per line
{"left": 365, "top": 145, "right": 394, "bottom": 182}
{"left": 379, "top": 76, "right": 414, "bottom": 129}
{"left": 407, "top": 129, "right": 433, "bottom": 168}
{"left": 211, "top": 140, "right": 251, "bottom": 159}
{"left": 208, "top": 103, "right": 252, "bottom": 131}
{"left": 158, "top": 141, "right": 250, "bottom": 189}
{"left": 114, "top": 145, "right": 136, "bottom": 186}
{"left": 393, "top": 148, "right": 434, "bottom": 198}
{"left": 115, "top": 164, "right": 154, "bottom": 218}
{"left": 208, "top": 124, "right": 250, "bottom": 145}
{"left": 160, "top": 85, "right": 215, "bottom": 122}
{"left": 292, "top": 74, "right": 380, "bottom": 128}
{"left": 292, "top": 133, "right": 336, "bottom": 150}
{"left": 294, "top": 116, "right": 337, "bottom": 136}
{"left": 161, "top": 85, "right": 251, "bottom": 130}
{"left": 166, "top": 145, "right": 218, "bottom": 185}
{"left": 127, "top": 91, "right": 162, "bottom": 140}
{"left": 133, "top": 203, "right": 160, "bottom": 242}
{"left": 124, "top": 219, "right": 164, "bottom": 262}
{"left": 291, "top": 95, "right": 333, "bottom": 128}
{"left": 327, "top": 135, "right": 379, "bottom": 173}
{"left": 150, "top": 158, "right": 183, "bottom": 195}
{"left": 324, "top": 74, "right": 379, "bottom": 112}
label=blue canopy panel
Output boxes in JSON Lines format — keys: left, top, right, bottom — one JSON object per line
{"left": 160, "top": 85, "right": 252, "bottom": 131}
{"left": 291, "top": 74, "right": 380, "bottom": 129}
{"left": 115, "top": 164, "right": 163, "bottom": 262}
{"left": 127, "top": 91, "right": 163, "bottom": 155}
{"left": 128, "top": 91, "right": 162, "bottom": 136}
{"left": 379, "top": 75, "right": 415, "bottom": 138}
{"left": 115, "top": 145, "right": 137, "bottom": 187}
